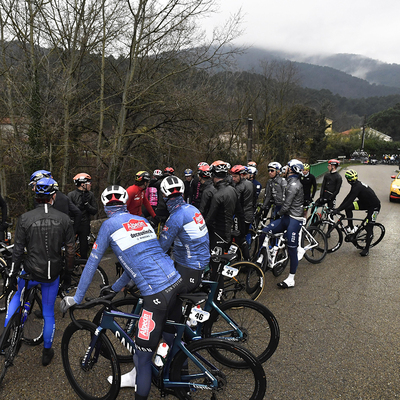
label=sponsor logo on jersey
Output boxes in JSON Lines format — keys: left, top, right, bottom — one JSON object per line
{"left": 162, "top": 225, "right": 169, "bottom": 231}
{"left": 123, "top": 219, "right": 148, "bottom": 232}
{"left": 92, "top": 242, "right": 98, "bottom": 250}
{"left": 193, "top": 212, "right": 204, "bottom": 225}
{"left": 138, "top": 310, "right": 156, "bottom": 340}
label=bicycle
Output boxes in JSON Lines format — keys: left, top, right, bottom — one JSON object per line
{"left": 62, "top": 295, "right": 267, "bottom": 400}
{"left": 317, "top": 211, "right": 385, "bottom": 253}
{"left": 75, "top": 232, "right": 96, "bottom": 258}
{"left": 0, "top": 242, "right": 15, "bottom": 313}
{"left": 92, "top": 278, "right": 280, "bottom": 366}
{"left": 0, "top": 274, "right": 45, "bottom": 384}
{"left": 305, "top": 202, "right": 333, "bottom": 227}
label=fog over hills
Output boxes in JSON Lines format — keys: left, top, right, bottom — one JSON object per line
{"left": 233, "top": 47, "right": 400, "bottom": 98}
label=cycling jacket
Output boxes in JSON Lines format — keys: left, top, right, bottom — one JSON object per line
{"left": 320, "top": 171, "right": 342, "bottom": 201}
{"left": 263, "top": 175, "right": 287, "bottom": 210}
{"left": 126, "top": 184, "right": 156, "bottom": 218}
{"left": 234, "top": 178, "right": 254, "bottom": 224}
{"left": 159, "top": 196, "right": 209, "bottom": 270}
{"left": 68, "top": 189, "right": 98, "bottom": 225}
{"left": 279, "top": 174, "right": 304, "bottom": 219}
{"left": 198, "top": 179, "right": 216, "bottom": 218}
{"left": 336, "top": 180, "right": 381, "bottom": 212}
{"left": 11, "top": 203, "right": 75, "bottom": 282}
{"left": 300, "top": 172, "right": 317, "bottom": 203}
{"left": 73, "top": 205, "right": 180, "bottom": 303}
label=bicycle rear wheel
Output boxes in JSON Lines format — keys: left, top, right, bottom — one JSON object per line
{"left": 222, "top": 261, "right": 264, "bottom": 301}
{"left": 22, "top": 290, "right": 44, "bottom": 346}
{"left": 354, "top": 223, "right": 385, "bottom": 250}
{"left": 202, "top": 298, "right": 280, "bottom": 365}
{"left": 248, "top": 229, "right": 260, "bottom": 262}
{"left": 170, "top": 338, "right": 267, "bottom": 400}
{"left": 318, "top": 221, "right": 343, "bottom": 253}
{"left": 0, "top": 312, "right": 23, "bottom": 385}
{"left": 61, "top": 320, "right": 120, "bottom": 400}
{"left": 302, "top": 226, "right": 327, "bottom": 264}
{"left": 272, "top": 246, "right": 289, "bottom": 277}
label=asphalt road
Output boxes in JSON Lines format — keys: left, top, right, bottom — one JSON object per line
{"left": 1, "top": 163, "right": 399, "bottom": 399}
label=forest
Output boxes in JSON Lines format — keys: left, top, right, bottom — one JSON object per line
{"left": 0, "top": 0, "right": 399, "bottom": 220}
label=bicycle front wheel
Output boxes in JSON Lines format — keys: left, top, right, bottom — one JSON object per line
{"left": 61, "top": 319, "right": 120, "bottom": 400}
{"left": 0, "top": 312, "right": 23, "bottom": 385}
{"left": 272, "top": 246, "right": 289, "bottom": 277}
{"left": 223, "top": 261, "right": 265, "bottom": 301}
{"left": 202, "top": 298, "right": 280, "bottom": 365}
{"left": 248, "top": 229, "right": 260, "bottom": 262}
{"left": 22, "top": 290, "right": 44, "bottom": 346}
{"left": 301, "top": 226, "right": 327, "bottom": 264}
{"left": 170, "top": 338, "right": 267, "bottom": 400}
{"left": 318, "top": 221, "right": 343, "bottom": 253}
{"left": 354, "top": 223, "right": 385, "bottom": 250}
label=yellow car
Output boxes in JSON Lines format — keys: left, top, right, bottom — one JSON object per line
{"left": 390, "top": 172, "right": 400, "bottom": 202}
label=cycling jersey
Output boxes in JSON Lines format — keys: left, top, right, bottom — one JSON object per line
{"left": 300, "top": 172, "right": 317, "bottom": 204}
{"left": 126, "top": 184, "right": 156, "bottom": 218}
{"left": 263, "top": 175, "right": 287, "bottom": 210}
{"left": 234, "top": 178, "right": 254, "bottom": 224}
{"left": 198, "top": 179, "right": 216, "bottom": 218}
{"left": 252, "top": 179, "right": 262, "bottom": 207}
{"left": 159, "top": 196, "right": 209, "bottom": 270}
{"left": 73, "top": 205, "right": 180, "bottom": 303}
{"left": 336, "top": 180, "right": 380, "bottom": 212}
{"left": 279, "top": 174, "right": 304, "bottom": 219}
{"left": 319, "top": 171, "right": 342, "bottom": 202}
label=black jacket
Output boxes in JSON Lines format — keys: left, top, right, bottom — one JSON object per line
{"left": 337, "top": 180, "right": 380, "bottom": 212}
{"left": 198, "top": 179, "right": 216, "bottom": 219}
{"left": 205, "top": 179, "right": 237, "bottom": 242}
{"left": 234, "top": 178, "right": 254, "bottom": 224}
{"left": 68, "top": 189, "right": 98, "bottom": 224}
{"left": 54, "top": 191, "right": 82, "bottom": 233}
{"left": 320, "top": 171, "right": 342, "bottom": 201}
{"left": 11, "top": 203, "right": 75, "bottom": 282}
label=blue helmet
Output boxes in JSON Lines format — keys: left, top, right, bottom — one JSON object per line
{"left": 29, "top": 170, "right": 52, "bottom": 186}
{"left": 184, "top": 168, "right": 193, "bottom": 177}
{"left": 35, "top": 177, "right": 58, "bottom": 196}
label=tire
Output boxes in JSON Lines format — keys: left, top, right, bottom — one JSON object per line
{"left": 0, "top": 288, "right": 15, "bottom": 314}
{"left": 92, "top": 297, "right": 139, "bottom": 364}
{"left": 318, "top": 221, "right": 343, "bottom": 253}
{"left": 170, "top": 338, "right": 267, "bottom": 400}
{"left": 202, "top": 298, "right": 280, "bottom": 365}
{"left": 222, "top": 261, "right": 265, "bottom": 301}
{"left": 302, "top": 226, "right": 327, "bottom": 264}
{"left": 306, "top": 212, "right": 321, "bottom": 228}
{"left": 272, "top": 246, "right": 289, "bottom": 276}
{"left": 354, "top": 223, "right": 385, "bottom": 250}
{"left": 61, "top": 320, "right": 120, "bottom": 400}
{"left": 248, "top": 229, "right": 260, "bottom": 262}
{"left": 0, "top": 312, "right": 23, "bottom": 385}
{"left": 22, "top": 290, "right": 44, "bottom": 346}
{"left": 227, "top": 242, "right": 243, "bottom": 260}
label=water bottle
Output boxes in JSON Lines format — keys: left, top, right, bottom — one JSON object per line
{"left": 154, "top": 342, "right": 169, "bottom": 367}
{"left": 22, "top": 301, "right": 31, "bottom": 324}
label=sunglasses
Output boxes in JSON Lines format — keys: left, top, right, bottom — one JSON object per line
{"left": 268, "top": 169, "right": 276, "bottom": 172}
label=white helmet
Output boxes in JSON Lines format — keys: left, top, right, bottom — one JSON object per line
{"left": 247, "top": 166, "right": 257, "bottom": 175}
{"left": 268, "top": 162, "right": 282, "bottom": 171}
{"left": 101, "top": 185, "right": 128, "bottom": 206}
{"left": 160, "top": 176, "right": 185, "bottom": 197}
{"left": 287, "top": 159, "right": 304, "bottom": 174}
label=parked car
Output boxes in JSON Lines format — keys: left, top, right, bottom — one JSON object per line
{"left": 390, "top": 172, "right": 400, "bottom": 202}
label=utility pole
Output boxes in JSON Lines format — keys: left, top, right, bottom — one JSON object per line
{"left": 247, "top": 114, "right": 253, "bottom": 163}
{"left": 361, "top": 115, "right": 366, "bottom": 151}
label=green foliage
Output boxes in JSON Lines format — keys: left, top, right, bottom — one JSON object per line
{"left": 367, "top": 104, "right": 400, "bottom": 141}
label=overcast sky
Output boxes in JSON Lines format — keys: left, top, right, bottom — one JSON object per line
{"left": 203, "top": 0, "right": 400, "bottom": 64}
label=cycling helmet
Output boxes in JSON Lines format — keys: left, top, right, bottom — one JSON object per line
{"left": 247, "top": 161, "right": 257, "bottom": 168}
{"left": 345, "top": 169, "right": 358, "bottom": 182}
{"left": 198, "top": 165, "right": 212, "bottom": 178}
{"left": 303, "top": 163, "right": 310, "bottom": 171}
{"left": 328, "top": 159, "right": 340, "bottom": 167}
{"left": 35, "top": 177, "right": 57, "bottom": 196}
{"left": 184, "top": 168, "right": 193, "bottom": 177}
{"left": 210, "top": 160, "right": 229, "bottom": 176}
{"left": 197, "top": 162, "right": 209, "bottom": 169}
{"left": 281, "top": 166, "right": 288, "bottom": 176}
{"left": 101, "top": 185, "right": 128, "bottom": 206}
{"left": 163, "top": 167, "right": 175, "bottom": 175}
{"left": 268, "top": 162, "right": 282, "bottom": 171}
{"left": 287, "top": 159, "right": 304, "bottom": 174}
{"left": 73, "top": 173, "right": 91, "bottom": 186}
{"left": 29, "top": 170, "right": 52, "bottom": 186}
{"left": 230, "top": 165, "right": 246, "bottom": 175}
{"left": 247, "top": 166, "right": 257, "bottom": 175}
{"left": 153, "top": 169, "right": 162, "bottom": 178}
{"left": 160, "top": 176, "right": 185, "bottom": 197}
{"left": 135, "top": 171, "right": 151, "bottom": 183}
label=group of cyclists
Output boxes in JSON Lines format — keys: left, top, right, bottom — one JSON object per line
{"left": 1, "top": 157, "right": 381, "bottom": 399}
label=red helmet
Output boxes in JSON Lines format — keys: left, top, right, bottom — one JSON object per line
{"left": 198, "top": 165, "right": 211, "bottom": 178}
{"left": 328, "top": 159, "right": 340, "bottom": 166}
{"left": 163, "top": 167, "right": 175, "bottom": 175}
{"left": 247, "top": 161, "right": 257, "bottom": 168}
{"left": 230, "top": 165, "right": 246, "bottom": 175}
{"left": 73, "top": 173, "right": 91, "bottom": 186}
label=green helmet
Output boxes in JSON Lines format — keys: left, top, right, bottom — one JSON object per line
{"left": 345, "top": 169, "right": 358, "bottom": 182}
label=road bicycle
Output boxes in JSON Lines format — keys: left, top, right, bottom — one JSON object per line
{"left": 0, "top": 242, "right": 15, "bottom": 313}
{"left": 0, "top": 274, "right": 45, "bottom": 384}
{"left": 92, "top": 278, "right": 280, "bottom": 367}
{"left": 305, "top": 202, "right": 333, "bottom": 227}
{"left": 62, "top": 295, "right": 267, "bottom": 400}
{"left": 317, "top": 211, "right": 385, "bottom": 253}
{"left": 75, "top": 232, "right": 97, "bottom": 259}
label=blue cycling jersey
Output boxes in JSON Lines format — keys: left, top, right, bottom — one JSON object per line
{"left": 159, "top": 196, "right": 210, "bottom": 270}
{"left": 74, "top": 205, "right": 180, "bottom": 303}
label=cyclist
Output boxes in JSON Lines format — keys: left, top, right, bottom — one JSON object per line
{"left": 68, "top": 173, "right": 98, "bottom": 258}
{"left": 205, "top": 161, "right": 237, "bottom": 257}
{"left": 144, "top": 169, "right": 163, "bottom": 214}
{"left": 29, "top": 169, "right": 82, "bottom": 233}
{"left": 0, "top": 194, "right": 7, "bottom": 242}
{"left": 300, "top": 163, "right": 317, "bottom": 216}
{"left": 198, "top": 164, "right": 216, "bottom": 219}
{"left": 126, "top": 171, "right": 157, "bottom": 220}
{"left": 261, "top": 162, "right": 287, "bottom": 219}
{"left": 183, "top": 168, "right": 197, "bottom": 204}
{"left": 5, "top": 178, "right": 75, "bottom": 366}
{"left": 316, "top": 159, "right": 342, "bottom": 209}
{"left": 230, "top": 165, "right": 253, "bottom": 260}
{"left": 332, "top": 169, "right": 381, "bottom": 256}
{"left": 260, "top": 160, "right": 304, "bottom": 289}
{"left": 60, "top": 185, "right": 182, "bottom": 400}
{"left": 247, "top": 166, "right": 262, "bottom": 209}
